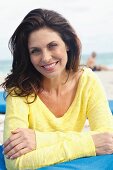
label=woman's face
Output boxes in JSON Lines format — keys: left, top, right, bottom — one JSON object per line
{"left": 28, "top": 27, "right": 69, "bottom": 79}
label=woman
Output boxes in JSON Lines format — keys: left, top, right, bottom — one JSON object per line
{"left": 2, "top": 8, "right": 113, "bottom": 169}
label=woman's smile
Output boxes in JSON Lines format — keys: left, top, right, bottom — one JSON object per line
{"left": 28, "top": 27, "right": 68, "bottom": 78}
{"left": 41, "top": 61, "right": 59, "bottom": 72}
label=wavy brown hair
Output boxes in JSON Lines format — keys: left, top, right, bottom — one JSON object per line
{"left": 1, "top": 8, "right": 81, "bottom": 102}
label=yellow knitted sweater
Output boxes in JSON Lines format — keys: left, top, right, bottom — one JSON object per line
{"left": 3, "top": 68, "right": 113, "bottom": 170}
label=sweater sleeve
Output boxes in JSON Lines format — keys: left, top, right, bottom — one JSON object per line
{"left": 3, "top": 95, "right": 95, "bottom": 170}
{"left": 86, "top": 73, "right": 113, "bottom": 132}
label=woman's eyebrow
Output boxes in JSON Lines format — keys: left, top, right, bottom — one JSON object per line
{"left": 29, "top": 47, "right": 40, "bottom": 50}
{"left": 48, "top": 41, "right": 57, "bottom": 44}
{"left": 29, "top": 41, "right": 57, "bottom": 50}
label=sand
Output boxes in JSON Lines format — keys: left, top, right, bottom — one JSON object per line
{"left": 0, "top": 71, "right": 113, "bottom": 144}
{"left": 95, "top": 71, "right": 113, "bottom": 100}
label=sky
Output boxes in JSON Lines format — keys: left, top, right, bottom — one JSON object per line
{"left": 0, "top": 0, "right": 113, "bottom": 60}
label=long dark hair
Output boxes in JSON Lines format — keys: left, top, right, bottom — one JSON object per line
{"left": 1, "top": 8, "right": 81, "bottom": 102}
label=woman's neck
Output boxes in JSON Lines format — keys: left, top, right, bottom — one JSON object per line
{"left": 41, "top": 71, "right": 71, "bottom": 95}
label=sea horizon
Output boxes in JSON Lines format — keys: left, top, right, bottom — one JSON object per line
{"left": 0, "top": 52, "right": 113, "bottom": 76}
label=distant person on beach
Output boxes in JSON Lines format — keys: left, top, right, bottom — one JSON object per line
{"left": 87, "top": 52, "right": 113, "bottom": 71}
{"left": 1, "top": 9, "right": 113, "bottom": 169}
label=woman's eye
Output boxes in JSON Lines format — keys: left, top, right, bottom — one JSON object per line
{"left": 49, "top": 44, "right": 57, "bottom": 49}
{"left": 30, "top": 49, "right": 40, "bottom": 55}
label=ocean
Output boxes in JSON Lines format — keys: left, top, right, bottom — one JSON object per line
{"left": 81, "top": 53, "right": 113, "bottom": 67}
{"left": 0, "top": 52, "right": 113, "bottom": 76}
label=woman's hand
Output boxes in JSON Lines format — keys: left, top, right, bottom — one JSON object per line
{"left": 3, "top": 128, "right": 36, "bottom": 159}
{"left": 92, "top": 132, "right": 113, "bottom": 155}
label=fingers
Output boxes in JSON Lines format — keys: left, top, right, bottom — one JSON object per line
{"left": 3, "top": 128, "right": 36, "bottom": 159}
{"left": 3, "top": 130, "right": 23, "bottom": 156}
{"left": 6, "top": 148, "right": 30, "bottom": 160}
{"left": 4, "top": 132, "right": 21, "bottom": 148}
{"left": 11, "top": 128, "right": 22, "bottom": 134}
{"left": 4, "top": 137, "right": 22, "bottom": 155}
{"left": 10, "top": 148, "right": 30, "bottom": 159}
{"left": 92, "top": 132, "right": 113, "bottom": 155}
{"left": 5, "top": 142, "right": 27, "bottom": 159}
{"left": 96, "top": 145, "right": 113, "bottom": 155}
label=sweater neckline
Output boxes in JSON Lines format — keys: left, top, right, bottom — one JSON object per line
{"left": 36, "top": 67, "right": 86, "bottom": 120}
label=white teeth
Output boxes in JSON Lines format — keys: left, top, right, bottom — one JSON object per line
{"left": 43, "top": 63, "right": 56, "bottom": 69}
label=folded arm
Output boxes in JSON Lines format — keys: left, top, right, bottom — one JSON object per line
{"left": 4, "top": 95, "right": 96, "bottom": 169}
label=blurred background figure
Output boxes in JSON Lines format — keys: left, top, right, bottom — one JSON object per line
{"left": 86, "top": 52, "right": 113, "bottom": 71}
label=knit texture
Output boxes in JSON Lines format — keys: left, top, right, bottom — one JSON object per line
{"left": 3, "top": 68, "right": 113, "bottom": 170}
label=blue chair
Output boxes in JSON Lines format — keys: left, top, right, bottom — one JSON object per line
{"left": 1, "top": 145, "right": 113, "bottom": 170}
{"left": 0, "top": 92, "right": 6, "bottom": 113}
{"left": 0, "top": 145, "right": 6, "bottom": 170}
{"left": 38, "top": 154, "right": 113, "bottom": 170}
{"left": 109, "top": 100, "right": 113, "bottom": 114}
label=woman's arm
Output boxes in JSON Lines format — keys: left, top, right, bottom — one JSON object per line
{"left": 87, "top": 73, "right": 113, "bottom": 132}
{"left": 4, "top": 95, "right": 96, "bottom": 169}
{"left": 86, "top": 74, "right": 113, "bottom": 154}
{"left": 4, "top": 130, "right": 96, "bottom": 169}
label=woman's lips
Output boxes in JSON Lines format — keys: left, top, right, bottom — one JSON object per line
{"left": 41, "top": 61, "right": 59, "bottom": 71}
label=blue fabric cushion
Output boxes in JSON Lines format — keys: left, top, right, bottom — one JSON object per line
{"left": 39, "top": 154, "right": 113, "bottom": 170}
{"left": 0, "top": 92, "right": 6, "bottom": 113}
{"left": 109, "top": 100, "right": 113, "bottom": 114}
{"left": 0, "top": 145, "right": 6, "bottom": 170}
{"left": 1, "top": 144, "right": 113, "bottom": 170}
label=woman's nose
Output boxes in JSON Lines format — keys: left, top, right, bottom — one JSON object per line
{"left": 41, "top": 49, "right": 52, "bottom": 63}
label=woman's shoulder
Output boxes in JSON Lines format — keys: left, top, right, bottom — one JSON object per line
{"left": 77, "top": 66, "right": 101, "bottom": 89}
{"left": 81, "top": 66, "right": 99, "bottom": 80}
{"left": 6, "top": 88, "right": 27, "bottom": 102}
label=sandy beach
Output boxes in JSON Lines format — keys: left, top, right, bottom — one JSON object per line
{"left": 0, "top": 71, "right": 113, "bottom": 144}
{"left": 96, "top": 71, "right": 113, "bottom": 100}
